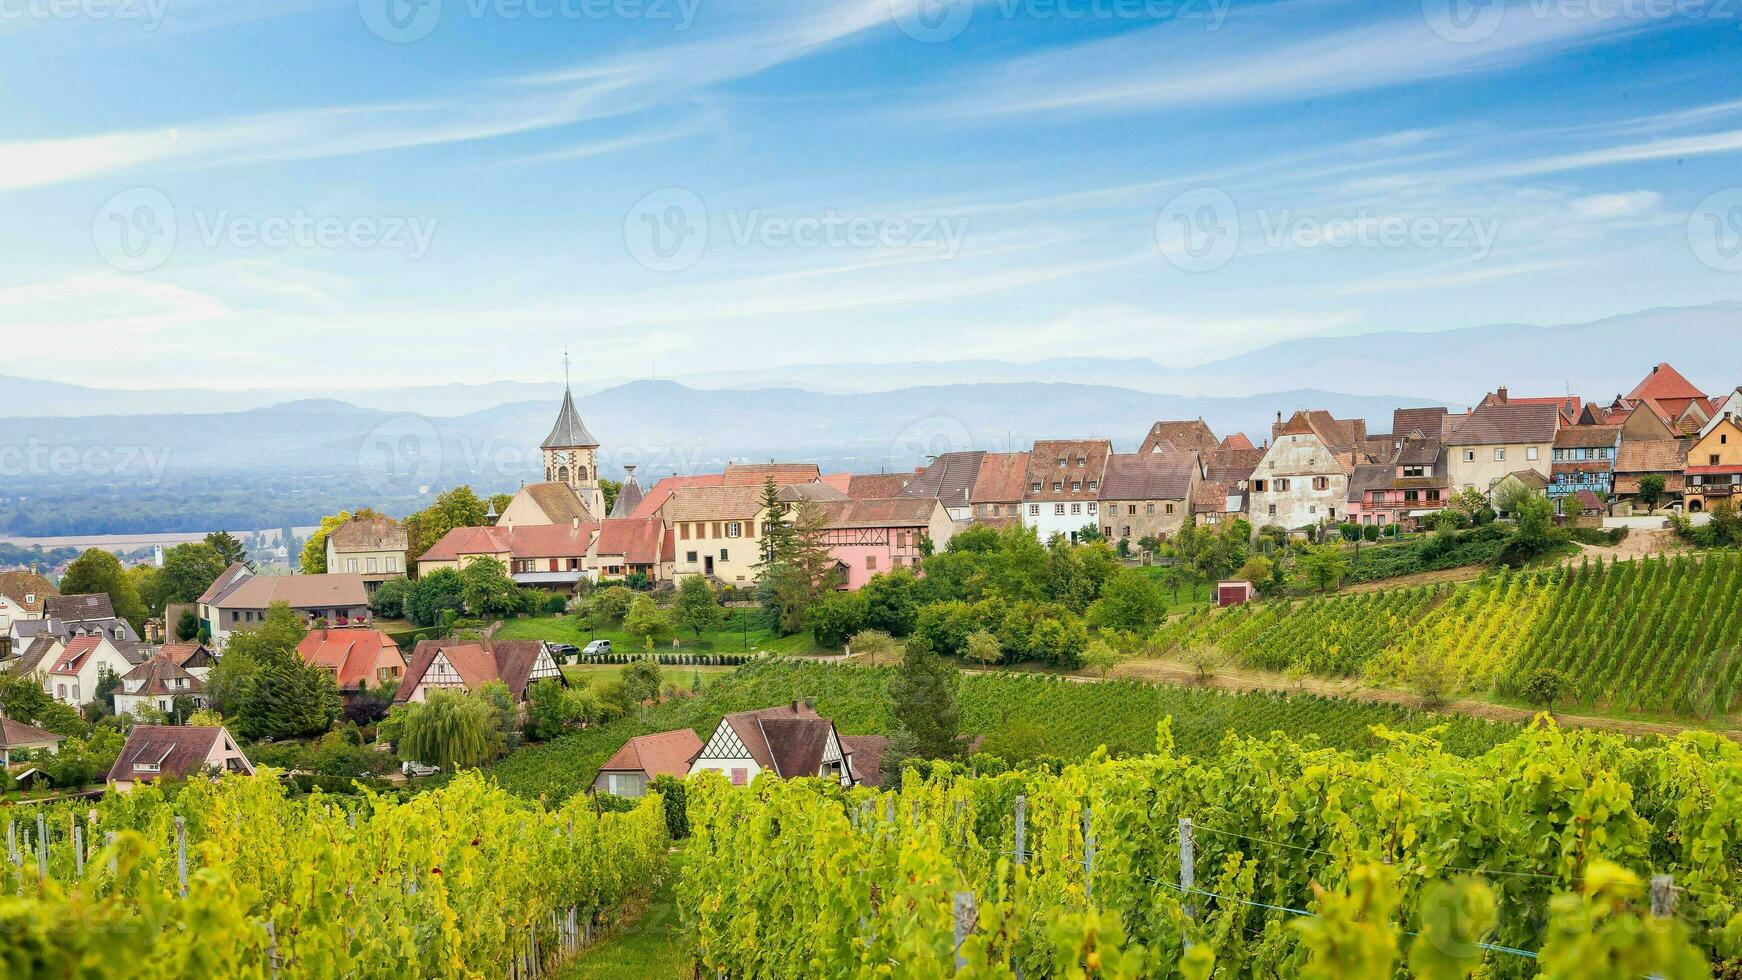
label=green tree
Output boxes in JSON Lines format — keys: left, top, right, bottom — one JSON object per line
{"left": 586, "top": 585, "right": 636, "bottom": 625}
{"left": 848, "top": 628, "right": 898, "bottom": 666}
{"left": 154, "top": 542, "right": 228, "bottom": 611}
{"left": 203, "top": 531, "right": 251, "bottom": 570}
{"left": 759, "top": 499, "right": 840, "bottom": 635}
{"left": 523, "top": 679, "right": 571, "bottom": 741}
{"left": 860, "top": 568, "right": 920, "bottom": 636}
{"left": 404, "top": 568, "right": 465, "bottom": 627}
{"left": 623, "top": 595, "right": 674, "bottom": 651}
{"left": 398, "top": 689, "right": 503, "bottom": 770}
{"left": 673, "top": 575, "right": 725, "bottom": 638}
{"left": 1503, "top": 491, "right": 1558, "bottom": 563}
{"left": 58, "top": 548, "right": 146, "bottom": 631}
{"left": 204, "top": 602, "right": 340, "bottom": 741}
{"left": 93, "top": 666, "right": 123, "bottom": 714}
{"left": 808, "top": 589, "right": 867, "bottom": 648}
{"left": 754, "top": 476, "right": 795, "bottom": 568}
{"left": 1297, "top": 540, "right": 1351, "bottom": 592}
{"left": 1086, "top": 568, "right": 1168, "bottom": 632}
{"left": 369, "top": 577, "right": 409, "bottom": 620}
{"left": 1636, "top": 473, "right": 1666, "bottom": 512}
{"left": 620, "top": 658, "right": 663, "bottom": 703}
{"left": 477, "top": 678, "right": 520, "bottom": 750}
{"left": 459, "top": 556, "right": 522, "bottom": 618}
{"left": 1081, "top": 638, "right": 1122, "bottom": 679}
{"left": 174, "top": 608, "right": 203, "bottom": 642}
{"left": 403, "top": 488, "right": 488, "bottom": 565}
{"left": 883, "top": 639, "right": 966, "bottom": 771}
{"left": 964, "top": 628, "right": 1002, "bottom": 667}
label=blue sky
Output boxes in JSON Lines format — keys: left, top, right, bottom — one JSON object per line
{"left": 3, "top": 0, "right": 1741, "bottom": 389}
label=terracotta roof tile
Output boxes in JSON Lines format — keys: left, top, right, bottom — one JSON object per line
{"left": 846, "top": 473, "right": 912, "bottom": 499}
{"left": 0, "top": 571, "right": 57, "bottom": 615}
{"left": 1554, "top": 425, "right": 1621, "bottom": 449}
{"left": 1024, "top": 441, "right": 1111, "bottom": 502}
{"left": 296, "top": 628, "right": 403, "bottom": 691}
{"left": 598, "top": 729, "right": 702, "bottom": 778}
{"left": 1099, "top": 452, "right": 1195, "bottom": 500}
{"left": 817, "top": 498, "right": 939, "bottom": 528}
{"left": 105, "top": 725, "right": 251, "bottom": 785}
{"left": 594, "top": 518, "right": 665, "bottom": 565}
{"left": 1139, "top": 419, "right": 1218, "bottom": 456}
{"left": 328, "top": 514, "right": 407, "bottom": 553}
{"left": 722, "top": 462, "right": 821, "bottom": 486}
{"left": 43, "top": 593, "right": 114, "bottom": 621}
{"left": 1444, "top": 401, "right": 1560, "bottom": 446}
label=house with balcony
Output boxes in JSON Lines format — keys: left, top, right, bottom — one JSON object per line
{"left": 1549, "top": 425, "right": 1620, "bottom": 502}
{"left": 1684, "top": 414, "right": 1742, "bottom": 513}
{"left": 1346, "top": 436, "right": 1450, "bottom": 528}
{"left": 197, "top": 564, "right": 369, "bottom": 650}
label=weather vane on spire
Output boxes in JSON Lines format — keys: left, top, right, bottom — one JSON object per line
{"left": 563, "top": 347, "right": 571, "bottom": 390}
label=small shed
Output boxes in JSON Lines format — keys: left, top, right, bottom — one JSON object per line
{"left": 1217, "top": 580, "right": 1256, "bottom": 608}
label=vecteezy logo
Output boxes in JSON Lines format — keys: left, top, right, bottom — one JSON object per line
{"left": 358, "top": 416, "right": 444, "bottom": 497}
{"left": 624, "top": 187, "right": 708, "bottom": 272}
{"left": 891, "top": 0, "right": 974, "bottom": 42}
{"left": 1420, "top": 0, "right": 1506, "bottom": 44}
{"left": 360, "top": 0, "right": 442, "bottom": 43}
{"left": 1154, "top": 187, "right": 1238, "bottom": 272}
{"left": 92, "top": 188, "right": 177, "bottom": 273}
{"left": 1689, "top": 188, "right": 1742, "bottom": 274}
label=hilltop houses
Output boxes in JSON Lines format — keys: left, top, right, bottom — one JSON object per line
{"left": 1022, "top": 440, "right": 1112, "bottom": 542}
{"left": 325, "top": 514, "right": 407, "bottom": 593}
{"left": 687, "top": 700, "right": 886, "bottom": 788}
{"left": 197, "top": 564, "right": 368, "bottom": 650}
{"left": 107, "top": 725, "right": 253, "bottom": 792}
{"left": 1444, "top": 390, "right": 1561, "bottom": 494}
{"left": 1248, "top": 411, "right": 1366, "bottom": 530}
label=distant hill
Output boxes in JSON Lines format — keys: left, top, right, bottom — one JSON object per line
{"left": 5, "top": 304, "right": 1737, "bottom": 417}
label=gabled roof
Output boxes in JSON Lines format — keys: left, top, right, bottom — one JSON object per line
{"left": 296, "top": 628, "right": 402, "bottom": 690}
{"left": 723, "top": 462, "right": 821, "bottom": 487}
{"left": 43, "top": 593, "right": 114, "bottom": 622}
{"left": 1204, "top": 446, "right": 1264, "bottom": 483}
{"left": 970, "top": 452, "right": 1030, "bottom": 504}
{"left": 846, "top": 473, "right": 912, "bottom": 499}
{"left": 197, "top": 563, "right": 256, "bottom": 606}
{"left": 159, "top": 642, "right": 214, "bottom": 669}
{"left": 1393, "top": 437, "right": 1443, "bottom": 469}
{"left": 817, "top": 497, "right": 940, "bottom": 529}
{"left": 1628, "top": 362, "right": 1706, "bottom": 403}
{"left": 8, "top": 636, "right": 61, "bottom": 676}
{"left": 419, "top": 523, "right": 599, "bottom": 563}
{"left": 0, "top": 717, "right": 64, "bottom": 748}
{"left": 717, "top": 702, "right": 822, "bottom": 772}
{"left": 516, "top": 483, "right": 595, "bottom": 525}
{"left": 759, "top": 717, "right": 834, "bottom": 779}
{"left": 1498, "top": 468, "right": 1551, "bottom": 491}
{"left": 777, "top": 481, "right": 852, "bottom": 503}
{"left": 120, "top": 653, "right": 203, "bottom": 697}
{"left": 106, "top": 725, "right": 250, "bottom": 784}
{"left": 395, "top": 639, "right": 553, "bottom": 701}
{"left": 608, "top": 471, "right": 645, "bottom": 519}
{"left": 594, "top": 518, "right": 666, "bottom": 565}
{"left": 1444, "top": 400, "right": 1560, "bottom": 446}
{"left": 1024, "top": 440, "right": 1112, "bottom": 501}
{"left": 0, "top": 571, "right": 57, "bottom": 615}
{"left": 840, "top": 735, "right": 889, "bottom": 788}
{"left": 1273, "top": 410, "right": 1363, "bottom": 453}
{"left": 328, "top": 515, "right": 407, "bottom": 553}
{"left": 1218, "top": 433, "right": 1254, "bottom": 451}
{"left": 1139, "top": 419, "right": 1218, "bottom": 456}
{"left": 211, "top": 570, "right": 369, "bottom": 611}
{"left": 629, "top": 473, "right": 725, "bottom": 519}
{"left": 1099, "top": 452, "right": 1195, "bottom": 500}
{"left": 660, "top": 485, "right": 768, "bottom": 522}
{"left": 541, "top": 388, "right": 599, "bottom": 449}
{"left": 1192, "top": 480, "right": 1242, "bottom": 514}
{"left": 49, "top": 635, "right": 105, "bottom": 676}
{"left": 598, "top": 729, "right": 702, "bottom": 778}
{"left": 1554, "top": 425, "right": 1621, "bottom": 449}
{"left": 1392, "top": 407, "right": 1449, "bottom": 440}
{"left": 1347, "top": 463, "right": 1393, "bottom": 503}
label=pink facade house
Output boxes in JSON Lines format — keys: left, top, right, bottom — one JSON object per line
{"left": 1345, "top": 437, "right": 1451, "bottom": 528}
{"left": 816, "top": 498, "right": 956, "bottom": 590}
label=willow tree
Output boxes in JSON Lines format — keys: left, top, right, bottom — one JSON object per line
{"left": 399, "top": 689, "right": 504, "bottom": 771}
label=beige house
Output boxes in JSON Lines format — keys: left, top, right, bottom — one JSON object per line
{"left": 497, "top": 481, "right": 596, "bottom": 528}
{"left": 325, "top": 515, "right": 407, "bottom": 593}
{"left": 1248, "top": 411, "right": 1363, "bottom": 531}
{"left": 1098, "top": 451, "right": 1198, "bottom": 544}
{"left": 0, "top": 571, "right": 55, "bottom": 645}
{"left": 113, "top": 653, "right": 206, "bottom": 717}
{"left": 42, "top": 634, "right": 144, "bottom": 707}
{"left": 197, "top": 564, "right": 369, "bottom": 650}
{"left": 659, "top": 485, "right": 775, "bottom": 584}
{"left": 1444, "top": 391, "right": 1561, "bottom": 494}
{"left": 106, "top": 725, "right": 253, "bottom": 792}
{"left": 1, "top": 717, "right": 64, "bottom": 767}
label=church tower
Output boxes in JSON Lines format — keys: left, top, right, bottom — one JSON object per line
{"left": 541, "top": 357, "right": 604, "bottom": 518}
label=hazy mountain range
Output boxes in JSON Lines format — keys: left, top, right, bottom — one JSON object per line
{"left": 4, "top": 304, "right": 1737, "bottom": 419}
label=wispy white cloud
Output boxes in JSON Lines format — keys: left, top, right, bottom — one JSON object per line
{"left": 939, "top": 6, "right": 1648, "bottom": 117}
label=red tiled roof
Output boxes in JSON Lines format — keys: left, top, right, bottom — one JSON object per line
{"left": 396, "top": 639, "right": 554, "bottom": 702}
{"left": 1024, "top": 441, "right": 1111, "bottom": 502}
{"left": 1099, "top": 452, "right": 1195, "bottom": 500}
{"left": 49, "top": 635, "right": 102, "bottom": 676}
{"left": 723, "top": 462, "right": 821, "bottom": 487}
{"left": 846, "top": 473, "right": 912, "bottom": 499}
{"left": 120, "top": 653, "right": 204, "bottom": 697}
{"left": 1444, "top": 401, "right": 1560, "bottom": 446}
{"left": 106, "top": 725, "right": 250, "bottom": 784}
{"left": 598, "top": 729, "right": 702, "bottom": 778}
{"left": 0, "top": 571, "right": 57, "bottom": 615}
{"left": 1139, "top": 419, "right": 1218, "bottom": 456}
{"left": 1392, "top": 407, "right": 1449, "bottom": 439}
{"left": 1554, "top": 425, "right": 1620, "bottom": 449}
{"left": 594, "top": 517, "right": 665, "bottom": 565}
{"left": 1628, "top": 363, "right": 1706, "bottom": 403}
{"left": 419, "top": 523, "right": 599, "bottom": 563}
{"left": 630, "top": 473, "right": 724, "bottom": 519}
{"left": 1615, "top": 439, "right": 1687, "bottom": 474}
{"left": 0, "top": 717, "right": 64, "bottom": 748}
{"left": 817, "top": 498, "right": 939, "bottom": 529}
{"left": 970, "top": 452, "right": 1029, "bottom": 504}
{"left": 296, "top": 628, "right": 403, "bottom": 691}
{"left": 1218, "top": 433, "right": 1254, "bottom": 451}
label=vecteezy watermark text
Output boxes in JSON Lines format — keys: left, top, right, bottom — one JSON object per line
{"left": 623, "top": 187, "right": 970, "bottom": 272}
{"left": 0, "top": 441, "right": 173, "bottom": 483}
{"left": 358, "top": 0, "right": 698, "bottom": 43}
{"left": 1423, "top": 0, "right": 1742, "bottom": 44}
{"left": 0, "top": 0, "right": 168, "bottom": 30}
{"left": 892, "top": 0, "right": 1228, "bottom": 42}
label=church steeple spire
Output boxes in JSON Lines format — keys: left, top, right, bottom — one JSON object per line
{"left": 540, "top": 355, "right": 603, "bottom": 518}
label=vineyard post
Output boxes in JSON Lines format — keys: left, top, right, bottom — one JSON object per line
{"left": 1651, "top": 874, "right": 1675, "bottom": 918}
{"left": 36, "top": 811, "right": 47, "bottom": 883}
{"left": 953, "top": 891, "right": 976, "bottom": 970}
{"left": 175, "top": 816, "right": 188, "bottom": 898}
{"left": 1014, "top": 796, "right": 1026, "bottom": 867}
{"left": 1084, "top": 806, "right": 1095, "bottom": 904}
{"left": 106, "top": 831, "right": 116, "bottom": 876}
{"left": 1179, "top": 817, "right": 1196, "bottom": 922}
{"left": 264, "top": 921, "right": 280, "bottom": 979}
{"left": 6, "top": 818, "right": 14, "bottom": 863}
{"left": 73, "top": 824, "right": 83, "bottom": 878}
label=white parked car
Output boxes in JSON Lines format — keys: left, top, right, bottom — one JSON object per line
{"left": 583, "top": 639, "right": 613, "bottom": 655}
{"left": 401, "top": 761, "right": 439, "bottom": 778}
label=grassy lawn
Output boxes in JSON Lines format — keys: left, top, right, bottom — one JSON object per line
{"left": 558, "top": 850, "right": 690, "bottom": 979}
{"left": 495, "top": 613, "right": 832, "bottom": 657}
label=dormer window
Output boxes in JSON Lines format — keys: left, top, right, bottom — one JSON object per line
{"left": 24, "top": 593, "right": 34, "bottom": 604}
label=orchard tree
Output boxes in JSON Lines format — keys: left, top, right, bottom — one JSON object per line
{"left": 59, "top": 549, "right": 146, "bottom": 631}
{"left": 1637, "top": 473, "right": 1666, "bottom": 513}
{"left": 623, "top": 595, "right": 674, "bottom": 651}
{"left": 673, "top": 575, "right": 725, "bottom": 638}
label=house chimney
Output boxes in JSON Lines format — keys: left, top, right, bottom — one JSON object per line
{"left": 803, "top": 696, "right": 815, "bottom": 711}
{"left": 790, "top": 699, "right": 800, "bottom": 713}
{"left": 1496, "top": 386, "right": 1508, "bottom": 404}
{"left": 572, "top": 517, "right": 580, "bottom": 530}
